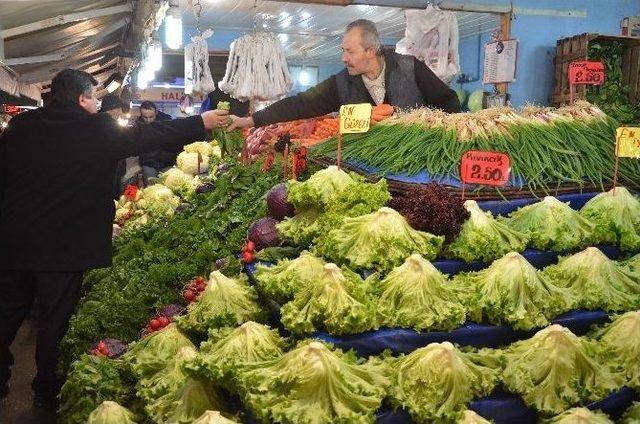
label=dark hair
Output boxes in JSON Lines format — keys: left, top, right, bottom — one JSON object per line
{"left": 99, "top": 94, "right": 124, "bottom": 113}
{"left": 139, "top": 101, "right": 157, "bottom": 111}
{"left": 51, "top": 69, "right": 98, "bottom": 104}
{"left": 345, "top": 19, "right": 382, "bottom": 55}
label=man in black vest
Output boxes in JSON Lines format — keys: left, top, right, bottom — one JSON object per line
{"left": 227, "top": 19, "right": 460, "bottom": 131}
{"left": 0, "top": 69, "right": 229, "bottom": 408}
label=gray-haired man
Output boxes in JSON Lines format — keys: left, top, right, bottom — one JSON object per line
{"left": 228, "top": 19, "right": 460, "bottom": 130}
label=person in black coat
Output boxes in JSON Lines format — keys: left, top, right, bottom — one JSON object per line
{"left": 136, "top": 100, "right": 179, "bottom": 184}
{"left": 0, "top": 69, "right": 229, "bottom": 407}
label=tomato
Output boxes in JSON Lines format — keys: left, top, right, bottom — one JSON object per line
{"left": 241, "top": 251, "right": 254, "bottom": 264}
{"left": 157, "top": 316, "right": 170, "bottom": 328}
{"left": 245, "top": 240, "right": 256, "bottom": 252}
{"left": 196, "top": 280, "right": 206, "bottom": 292}
{"left": 184, "top": 289, "right": 196, "bottom": 302}
{"left": 149, "top": 319, "right": 161, "bottom": 331}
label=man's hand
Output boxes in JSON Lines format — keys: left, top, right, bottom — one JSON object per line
{"left": 201, "top": 109, "right": 230, "bottom": 130}
{"left": 226, "top": 115, "right": 255, "bottom": 131}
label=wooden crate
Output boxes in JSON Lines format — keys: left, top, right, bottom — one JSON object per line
{"left": 552, "top": 33, "right": 640, "bottom": 106}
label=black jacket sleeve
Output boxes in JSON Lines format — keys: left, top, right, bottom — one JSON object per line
{"left": 413, "top": 58, "right": 461, "bottom": 113}
{"left": 252, "top": 77, "right": 342, "bottom": 128}
{"left": 101, "top": 115, "right": 206, "bottom": 160}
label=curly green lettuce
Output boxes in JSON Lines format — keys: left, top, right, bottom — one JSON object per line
{"left": 545, "top": 407, "right": 613, "bottom": 424}
{"left": 186, "top": 322, "right": 285, "bottom": 386}
{"left": 237, "top": 340, "right": 389, "bottom": 424}
{"left": 281, "top": 264, "right": 376, "bottom": 335}
{"left": 123, "top": 323, "right": 195, "bottom": 378}
{"left": 580, "top": 186, "right": 640, "bottom": 252}
{"left": 458, "top": 410, "right": 493, "bottom": 424}
{"left": 175, "top": 271, "right": 263, "bottom": 334}
{"left": 192, "top": 411, "right": 240, "bottom": 424}
{"left": 592, "top": 311, "right": 640, "bottom": 389}
{"left": 136, "top": 346, "right": 197, "bottom": 403}
{"left": 316, "top": 207, "right": 443, "bottom": 271}
{"left": 376, "top": 253, "right": 466, "bottom": 331}
{"left": 455, "top": 252, "right": 573, "bottom": 330}
{"left": 146, "top": 378, "right": 226, "bottom": 424}
{"left": 504, "top": 196, "right": 595, "bottom": 252}
{"left": 543, "top": 247, "right": 640, "bottom": 311}
{"left": 503, "top": 325, "right": 622, "bottom": 415}
{"left": 621, "top": 402, "right": 640, "bottom": 424}
{"left": 86, "top": 401, "right": 137, "bottom": 424}
{"left": 287, "top": 165, "right": 355, "bottom": 209}
{"left": 447, "top": 200, "right": 528, "bottom": 263}
{"left": 625, "top": 254, "right": 640, "bottom": 274}
{"left": 388, "top": 342, "right": 501, "bottom": 423}
{"left": 254, "top": 251, "right": 326, "bottom": 303}
{"left": 276, "top": 209, "right": 322, "bottom": 247}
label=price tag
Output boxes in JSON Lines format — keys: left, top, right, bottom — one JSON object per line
{"left": 568, "top": 61, "right": 605, "bottom": 85}
{"left": 339, "top": 103, "right": 372, "bottom": 134}
{"left": 460, "top": 150, "right": 511, "bottom": 186}
{"left": 616, "top": 127, "right": 640, "bottom": 158}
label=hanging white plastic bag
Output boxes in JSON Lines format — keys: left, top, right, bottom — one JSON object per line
{"left": 396, "top": 4, "right": 460, "bottom": 83}
{"left": 185, "top": 29, "right": 216, "bottom": 96}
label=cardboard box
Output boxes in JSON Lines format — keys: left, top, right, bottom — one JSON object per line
{"left": 622, "top": 16, "right": 640, "bottom": 37}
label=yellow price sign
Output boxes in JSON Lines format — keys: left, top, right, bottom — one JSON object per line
{"left": 616, "top": 127, "right": 640, "bottom": 158}
{"left": 339, "top": 103, "right": 372, "bottom": 134}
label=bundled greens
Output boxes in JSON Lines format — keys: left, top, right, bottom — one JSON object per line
{"left": 86, "top": 401, "right": 137, "bottom": 424}
{"left": 504, "top": 196, "right": 595, "bottom": 252}
{"left": 503, "top": 325, "right": 622, "bottom": 414}
{"left": 592, "top": 311, "right": 640, "bottom": 389}
{"left": 145, "top": 378, "right": 226, "bottom": 424}
{"left": 136, "top": 346, "right": 197, "bottom": 403}
{"left": 456, "top": 252, "right": 573, "bottom": 330}
{"left": 237, "top": 340, "right": 389, "bottom": 424}
{"left": 123, "top": 323, "right": 195, "bottom": 378}
{"left": 281, "top": 263, "right": 376, "bottom": 335}
{"left": 447, "top": 200, "right": 528, "bottom": 263}
{"left": 375, "top": 253, "right": 466, "bottom": 331}
{"left": 58, "top": 355, "right": 132, "bottom": 424}
{"left": 543, "top": 247, "right": 640, "bottom": 311}
{"left": 316, "top": 207, "right": 443, "bottom": 271}
{"left": 192, "top": 411, "right": 240, "bottom": 424}
{"left": 254, "top": 252, "right": 326, "bottom": 303}
{"left": 546, "top": 408, "right": 613, "bottom": 424}
{"left": 580, "top": 187, "right": 640, "bottom": 252}
{"left": 388, "top": 342, "right": 501, "bottom": 422}
{"left": 176, "top": 271, "right": 263, "bottom": 334}
{"left": 287, "top": 165, "right": 355, "bottom": 209}
{"left": 458, "top": 410, "right": 492, "bottom": 424}
{"left": 621, "top": 402, "right": 640, "bottom": 424}
{"left": 186, "top": 322, "right": 285, "bottom": 385}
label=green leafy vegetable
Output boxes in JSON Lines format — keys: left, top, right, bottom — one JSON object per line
{"left": 146, "top": 378, "right": 226, "bottom": 424}
{"left": 316, "top": 207, "right": 443, "bottom": 271}
{"left": 621, "top": 402, "right": 640, "bottom": 424}
{"left": 504, "top": 196, "right": 595, "bottom": 251}
{"left": 254, "top": 251, "right": 326, "bottom": 303}
{"left": 458, "top": 410, "right": 493, "bottom": 424}
{"left": 503, "top": 325, "right": 622, "bottom": 414}
{"left": 456, "top": 252, "right": 573, "bottom": 330}
{"left": 287, "top": 165, "right": 355, "bottom": 209}
{"left": 580, "top": 187, "right": 640, "bottom": 252}
{"left": 276, "top": 209, "right": 321, "bottom": 247}
{"left": 447, "top": 200, "right": 528, "bottom": 263}
{"left": 375, "top": 253, "right": 466, "bottom": 331}
{"left": 545, "top": 407, "right": 613, "bottom": 424}
{"left": 237, "top": 340, "right": 389, "bottom": 424}
{"left": 123, "top": 323, "right": 195, "bottom": 378}
{"left": 192, "top": 411, "right": 240, "bottom": 424}
{"left": 86, "top": 401, "right": 137, "bottom": 424}
{"left": 136, "top": 346, "right": 197, "bottom": 403}
{"left": 186, "top": 322, "right": 285, "bottom": 386}
{"left": 175, "top": 271, "right": 263, "bottom": 334}
{"left": 592, "top": 311, "right": 640, "bottom": 389}
{"left": 626, "top": 253, "right": 640, "bottom": 273}
{"left": 543, "top": 247, "right": 640, "bottom": 311}
{"left": 281, "top": 263, "right": 376, "bottom": 335}
{"left": 58, "top": 355, "right": 132, "bottom": 424}
{"left": 388, "top": 342, "right": 501, "bottom": 423}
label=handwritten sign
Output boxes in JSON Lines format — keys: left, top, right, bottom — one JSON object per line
{"left": 460, "top": 150, "right": 511, "bottom": 186}
{"left": 339, "top": 104, "right": 372, "bottom": 134}
{"left": 616, "top": 127, "right": 640, "bottom": 158}
{"left": 568, "top": 61, "right": 605, "bottom": 85}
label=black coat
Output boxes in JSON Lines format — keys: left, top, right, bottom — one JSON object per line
{"left": 0, "top": 101, "right": 205, "bottom": 271}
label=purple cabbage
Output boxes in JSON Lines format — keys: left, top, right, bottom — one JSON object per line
{"left": 196, "top": 182, "right": 216, "bottom": 194}
{"left": 157, "top": 303, "right": 186, "bottom": 319}
{"left": 248, "top": 217, "right": 282, "bottom": 251}
{"left": 89, "top": 338, "right": 128, "bottom": 359}
{"left": 266, "top": 183, "right": 295, "bottom": 220}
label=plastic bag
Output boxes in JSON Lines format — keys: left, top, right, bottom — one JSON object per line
{"left": 396, "top": 4, "right": 460, "bottom": 83}
{"left": 185, "top": 29, "right": 216, "bottom": 96}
